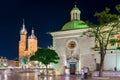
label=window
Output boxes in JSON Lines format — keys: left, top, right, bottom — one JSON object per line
{"left": 111, "top": 43, "right": 114, "bottom": 46}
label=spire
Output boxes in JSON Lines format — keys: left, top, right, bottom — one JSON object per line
{"left": 31, "top": 27, "right": 35, "bottom": 35}
{"left": 23, "top": 19, "right": 25, "bottom": 30}
{"left": 29, "top": 27, "right": 36, "bottom": 39}
{"left": 70, "top": 3, "right": 81, "bottom": 21}
{"left": 75, "top": 4, "right": 77, "bottom": 8}
{"left": 20, "top": 19, "right": 27, "bottom": 34}
{"left": 74, "top": 1, "right": 77, "bottom": 8}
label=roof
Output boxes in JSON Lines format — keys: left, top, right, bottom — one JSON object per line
{"left": 71, "top": 7, "right": 80, "bottom": 11}
{"left": 61, "top": 20, "right": 89, "bottom": 30}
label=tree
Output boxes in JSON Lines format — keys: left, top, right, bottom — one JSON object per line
{"left": 30, "top": 48, "right": 60, "bottom": 75}
{"left": 115, "top": 4, "right": 120, "bottom": 13}
{"left": 22, "top": 56, "right": 28, "bottom": 65}
{"left": 84, "top": 5, "right": 120, "bottom": 77}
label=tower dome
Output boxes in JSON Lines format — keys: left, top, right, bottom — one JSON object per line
{"left": 28, "top": 28, "right": 37, "bottom": 39}
{"left": 61, "top": 4, "right": 88, "bottom": 30}
{"left": 70, "top": 4, "right": 81, "bottom": 21}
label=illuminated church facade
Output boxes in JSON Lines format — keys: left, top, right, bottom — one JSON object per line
{"left": 50, "top": 5, "right": 120, "bottom": 75}
{"left": 19, "top": 20, "right": 38, "bottom": 67}
{"left": 50, "top": 5, "right": 96, "bottom": 75}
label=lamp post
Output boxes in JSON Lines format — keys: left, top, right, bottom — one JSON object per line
{"left": 116, "top": 52, "right": 117, "bottom": 71}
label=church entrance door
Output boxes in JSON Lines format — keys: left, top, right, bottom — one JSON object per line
{"left": 69, "top": 63, "right": 76, "bottom": 75}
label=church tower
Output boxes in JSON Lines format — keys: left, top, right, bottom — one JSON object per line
{"left": 19, "top": 19, "right": 27, "bottom": 59}
{"left": 19, "top": 20, "right": 38, "bottom": 67}
{"left": 70, "top": 4, "right": 81, "bottom": 21}
{"left": 28, "top": 28, "right": 38, "bottom": 56}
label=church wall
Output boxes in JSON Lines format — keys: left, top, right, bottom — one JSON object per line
{"left": 104, "top": 53, "right": 120, "bottom": 71}
{"left": 65, "top": 37, "right": 80, "bottom": 72}
{"left": 53, "top": 36, "right": 81, "bottom": 75}
{"left": 52, "top": 33, "right": 96, "bottom": 75}
{"left": 95, "top": 50, "right": 120, "bottom": 71}
{"left": 104, "top": 54, "right": 116, "bottom": 70}
{"left": 53, "top": 38, "right": 66, "bottom": 75}
{"left": 28, "top": 38, "right": 38, "bottom": 55}
{"left": 78, "top": 37, "right": 96, "bottom": 71}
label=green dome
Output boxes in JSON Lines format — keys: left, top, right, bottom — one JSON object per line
{"left": 61, "top": 20, "right": 89, "bottom": 30}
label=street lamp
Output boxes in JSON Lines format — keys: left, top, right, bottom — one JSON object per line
{"left": 116, "top": 52, "right": 117, "bottom": 71}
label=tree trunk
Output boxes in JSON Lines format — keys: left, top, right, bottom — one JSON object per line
{"left": 45, "top": 65, "right": 49, "bottom": 80}
{"left": 99, "top": 53, "right": 105, "bottom": 77}
{"left": 99, "top": 60, "right": 103, "bottom": 77}
{"left": 45, "top": 65, "right": 48, "bottom": 76}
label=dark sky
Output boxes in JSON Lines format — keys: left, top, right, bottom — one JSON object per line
{"left": 0, "top": 0, "right": 120, "bottom": 59}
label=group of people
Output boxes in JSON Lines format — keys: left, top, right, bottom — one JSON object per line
{"left": 81, "top": 67, "right": 89, "bottom": 79}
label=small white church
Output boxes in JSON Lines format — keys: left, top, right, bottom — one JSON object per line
{"left": 50, "top": 5, "right": 120, "bottom": 75}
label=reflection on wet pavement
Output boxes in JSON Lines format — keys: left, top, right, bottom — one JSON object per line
{"left": 0, "top": 72, "right": 82, "bottom": 80}
{"left": 1, "top": 72, "right": 120, "bottom": 80}
{"left": 2, "top": 70, "right": 120, "bottom": 80}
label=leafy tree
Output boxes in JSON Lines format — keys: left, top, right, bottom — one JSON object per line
{"left": 22, "top": 56, "right": 28, "bottom": 65}
{"left": 115, "top": 4, "right": 120, "bottom": 13}
{"left": 84, "top": 5, "right": 120, "bottom": 76}
{"left": 30, "top": 48, "right": 60, "bottom": 75}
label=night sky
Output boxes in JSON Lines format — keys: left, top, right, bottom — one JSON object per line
{"left": 0, "top": 0, "right": 120, "bottom": 59}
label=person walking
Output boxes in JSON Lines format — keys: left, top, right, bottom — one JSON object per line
{"left": 81, "top": 68, "right": 84, "bottom": 80}
{"left": 83, "top": 67, "right": 89, "bottom": 79}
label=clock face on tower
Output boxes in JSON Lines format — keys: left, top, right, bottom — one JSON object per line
{"left": 68, "top": 41, "right": 76, "bottom": 49}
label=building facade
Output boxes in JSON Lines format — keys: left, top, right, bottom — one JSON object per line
{"left": 50, "top": 5, "right": 96, "bottom": 75}
{"left": 19, "top": 20, "right": 38, "bottom": 67}
{"left": 0, "top": 56, "right": 7, "bottom": 67}
{"left": 50, "top": 5, "right": 120, "bottom": 75}
{"left": 8, "top": 58, "right": 19, "bottom": 68}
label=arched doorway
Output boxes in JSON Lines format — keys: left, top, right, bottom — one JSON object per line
{"left": 69, "top": 62, "right": 76, "bottom": 75}
{"left": 67, "top": 58, "right": 78, "bottom": 75}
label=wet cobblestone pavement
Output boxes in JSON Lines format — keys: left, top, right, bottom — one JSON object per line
{"left": 0, "top": 72, "right": 120, "bottom": 80}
